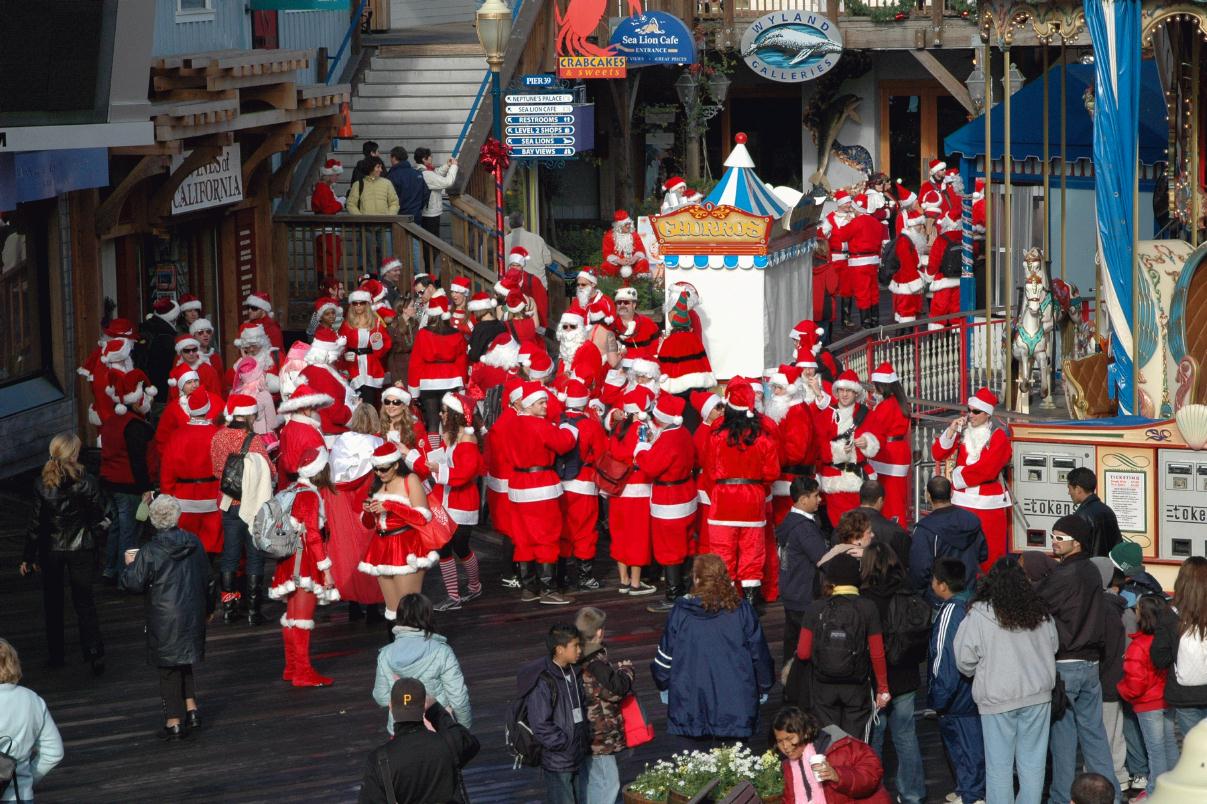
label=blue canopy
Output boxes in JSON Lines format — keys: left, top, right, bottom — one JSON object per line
{"left": 704, "top": 140, "right": 789, "bottom": 218}
{"left": 944, "top": 61, "right": 1166, "bottom": 166}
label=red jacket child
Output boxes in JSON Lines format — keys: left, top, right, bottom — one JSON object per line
{"left": 1117, "top": 631, "right": 1168, "bottom": 713}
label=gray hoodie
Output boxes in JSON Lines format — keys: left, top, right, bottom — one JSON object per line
{"left": 953, "top": 600, "right": 1059, "bottom": 715}
{"left": 372, "top": 626, "right": 471, "bottom": 734}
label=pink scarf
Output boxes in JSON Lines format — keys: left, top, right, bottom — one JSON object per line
{"left": 786, "top": 743, "right": 828, "bottom": 804}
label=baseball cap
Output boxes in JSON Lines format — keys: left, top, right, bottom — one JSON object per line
{"left": 390, "top": 678, "right": 427, "bottom": 722}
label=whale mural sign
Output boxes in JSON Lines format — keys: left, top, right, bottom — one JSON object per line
{"left": 740, "top": 10, "right": 843, "bottom": 83}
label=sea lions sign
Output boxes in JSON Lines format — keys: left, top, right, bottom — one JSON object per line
{"left": 740, "top": 11, "right": 843, "bottom": 83}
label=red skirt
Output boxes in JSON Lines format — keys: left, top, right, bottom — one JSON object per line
{"left": 320, "top": 474, "right": 384, "bottom": 604}
{"left": 269, "top": 547, "right": 338, "bottom": 603}
{"left": 608, "top": 492, "right": 651, "bottom": 566}
{"left": 359, "top": 527, "right": 440, "bottom": 576}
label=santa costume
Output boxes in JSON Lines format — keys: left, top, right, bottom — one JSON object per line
{"left": 834, "top": 194, "right": 885, "bottom": 329}
{"left": 864, "top": 362, "right": 912, "bottom": 527}
{"left": 690, "top": 390, "right": 723, "bottom": 552}
{"left": 154, "top": 369, "right": 223, "bottom": 455}
{"left": 243, "top": 291, "right": 283, "bottom": 352}
{"left": 158, "top": 390, "right": 223, "bottom": 554}
{"left": 78, "top": 317, "right": 135, "bottom": 392}
{"left": 660, "top": 175, "right": 688, "bottom": 213}
{"left": 229, "top": 323, "right": 282, "bottom": 396}
{"left": 469, "top": 332, "right": 521, "bottom": 408}
{"left": 931, "top": 389, "right": 1013, "bottom": 567}
{"left": 816, "top": 370, "right": 880, "bottom": 527}
{"left": 448, "top": 275, "right": 475, "bottom": 335}
{"left": 189, "top": 318, "right": 224, "bottom": 385}
{"left": 298, "top": 328, "right": 356, "bottom": 441}
{"left": 556, "top": 379, "right": 606, "bottom": 590}
{"left": 340, "top": 284, "right": 392, "bottom": 400}
{"left": 430, "top": 392, "right": 485, "bottom": 611}
{"left": 925, "top": 214, "right": 964, "bottom": 330}
{"left": 919, "top": 158, "right": 949, "bottom": 221}
{"left": 311, "top": 160, "right": 344, "bottom": 213}
{"left": 657, "top": 290, "right": 715, "bottom": 397}
{"left": 504, "top": 246, "right": 549, "bottom": 332}
{"left": 601, "top": 210, "right": 650, "bottom": 278}
{"left": 606, "top": 387, "right": 656, "bottom": 595}
{"left": 892, "top": 181, "right": 919, "bottom": 237}
{"left": 635, "top": 394, "right": 697, "bottom": 612}
{"left": 88, "top": 336, "right": 136, "bottom": 428}
{"left": 407, "top": 295, "right": 469, "bottom": 430}
{"left": 819, "top": 191, "right": 853, "bottom": 326}
{"left": 276, "top": 384, "right": 332, "bottom": 487}
{"left": 168, "top": 333, "right": 223, "bottom": 398}
{"left": 615, "top": 286, "right": 661, "bottom": 361}
{"left": 970, "top": 178, "right": 986, "bottom": 258}
{"left": 889, "top": 210, "right": 928, "bottom": 323}
{"left": 483, "top": 380, "right": 523, "bottom": 583}
{"left": 271, "top": 446, "right": 339, "bottom": 688}
{"left": 766, "top": 364, "right": 816, "bottom": 527}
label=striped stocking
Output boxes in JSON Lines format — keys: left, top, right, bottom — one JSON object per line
{"left": 438, "top": 557, "right": 460, "bottom": 601}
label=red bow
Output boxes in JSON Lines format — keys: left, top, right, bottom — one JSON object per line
{"left": 479, "top": 137, "right": 511, "bottom": 173}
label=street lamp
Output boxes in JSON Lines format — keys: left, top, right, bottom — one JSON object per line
{"left": 475, "top": 0, "right": 512, "bottom": 277}
{"left": 675, "top": 69, "right": 729, "bottom": 181}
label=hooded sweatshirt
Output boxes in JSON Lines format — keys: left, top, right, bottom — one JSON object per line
{"left": 909, "top": 505, "right": 988, "bottom": 605}
{"left": 373, "top": 626, "right": 471, "bottom": 734}
{"left": 953, "top": 600, "right": 1058, "bottom": 714}
{"left": 1091, "top": 556, "right": 1127, "bottom": 702}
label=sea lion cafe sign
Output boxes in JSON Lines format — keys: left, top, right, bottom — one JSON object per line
{"left": 740, "top": 11, "right": 843, "bottom": 83}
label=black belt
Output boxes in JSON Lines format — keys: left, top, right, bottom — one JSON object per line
{"left": 516, "top": 465, "right": 554, "bottom": 473}
{"left": 885, "top": 436, "right": 906, "bottom": 443}
{"left": 654, "top": 478, "right": 691, "bottom": 486}
{"left": 622, "top": 334, "right": 660, "bottom": 349}
{"left": 834, "top": 463, "right": 863, "bottom": 474}
{"left": 716, "top": 478, "right": 762, "bottom": 486}
{"left": 781, "top": 465, "right": 815, "bottom": 476}
{"left": 380, "top": 526, "right": 413, "bottom": 537}
{"left": 177, "top": 476, "right": 216, "bottom": 484}
{"left": 352, "top": 347, "right": 373, "bottom": 355}
{"left": 658, "top": 351, "right": 707, "bottom": 365}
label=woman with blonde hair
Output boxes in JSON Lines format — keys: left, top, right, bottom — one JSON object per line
{"left": 379, "top": 383, "right": 429, "bottom": 450}
{"left": 22, "top": 433, "right": 107, "bottom": 674}
{"left": 651, "top": 553, "right": 775, "bottom": 745}
{"left": 0, "top": 639, "right": 65, "bottom": 800}
{"left": 340, "top": 284, "right": 392, "bottom": 407}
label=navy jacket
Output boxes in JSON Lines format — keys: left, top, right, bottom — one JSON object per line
{"left": 518, "top": 657, "right": 590, "bottom": 773}
{"left": 928, "top": 589, "right": 976, "bottom": 716}
{"left": 387, "top": 162, "right": 428, "bottom": 220}
{"left": 777, "top": 508, "right": 828, "bottom": 612}
{"left": 651, "top": 596, "right": 774, "bottom": 738}
{"left": 909, "top": 506, "right": 988, "bottom": 605}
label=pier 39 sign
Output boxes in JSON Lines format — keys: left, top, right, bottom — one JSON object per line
{"left": 740, "top": 11, "right": 843, "bottom": 83}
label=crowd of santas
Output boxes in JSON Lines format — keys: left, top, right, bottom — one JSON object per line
{"left": 813, "top": 159, "right": 986, "bottom": 332}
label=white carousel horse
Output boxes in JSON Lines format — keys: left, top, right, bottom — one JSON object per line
{"left": 1012, "top": 268, "right": 1056, "bottom": 413}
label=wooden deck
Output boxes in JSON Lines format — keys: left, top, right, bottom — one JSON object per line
{"left": 0, "top": 482, "right": 959, "bottom": 803}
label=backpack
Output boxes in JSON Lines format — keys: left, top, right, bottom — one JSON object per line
{"left": 251, "top": 485, "right": 306, "bottom": 558}
{"left": 554, "top": 414, "right": 584, "bottom": 481}
{"left": 883, "top": 589, "right": 933, "bottom": 664}
{"left": 505, "top": 671, "right": 557, "bottom": 769}
{"left": 939, "top": 239, "right": 964, "bottom": 278}
{"left": 0, "top": 736, "right": 16, "bottom": 801}
{"left": 219, "top": 432, "right": 256, "bottom": 499}
{"left": 879, "top": 234, "right": 902, "bottom": 286}
{"left": 812, "top": 595, "right": 871, "bottom": 684}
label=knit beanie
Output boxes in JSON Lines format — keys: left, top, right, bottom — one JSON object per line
{"left": 668, "top": 290, "right": 692, "bottom": 332}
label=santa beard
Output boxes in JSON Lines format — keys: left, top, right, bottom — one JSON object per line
{"left": 557, "top": 323, "right": 587, "bottom": 365}
{"left": 904, "top": 225, "right": 928, "bottom": 254}
{"left": 964, "top": 421, "right": 992, "bottom": 463}
{"left": 765, "top": 390, "right": 796, "bottom": 423}
{"left": 576, "top": 285, "right": 592, "bottom": 308}
{"left": 481, "top": 338, "right": 521, "bottom": 369}
{"left": 612, "top": 228, "right": 634, "bottom": 257}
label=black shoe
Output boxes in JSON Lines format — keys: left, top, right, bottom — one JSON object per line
{"left": 220, "top": 571, "right": 239, "bottom": 625}
{"left": 246, "top": 575, "right": 265, "bottom": 626}
{"left": 649, "top": 563, "right": 683, "bottom": 613}
{"left": 348, "top": 602, "right": 365, "bottom": 622}
{"left": 577, "top": 559, "right": 601, "bottom": 591}
{"left": 538, "top": 564, "right": 574, "bottom": 605}
{"left": 519, "top": 562, "right": 541, "bottom": 602}
{"left": 90, "top": 655, "right": 106, "bottom": 677}
{"left": 840, "top": 299, "right": 853, "bottom": 329}
{"left": 365, "top": 604, "right": 386, "bottom": 625}
{"left": 742, "top": 585, "right": 764, "bottom": 614}
{"left": 157, "top": 723, "right": 189, "bottom": 741}
{"left": 185, "top": 709, "right": 201, "bottom": 729}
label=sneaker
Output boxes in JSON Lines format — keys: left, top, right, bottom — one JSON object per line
{"left": 1131, "top": 794, "right": 1148, "bottom": 802}
{"left": 433, "top": 597, "right": 462, "bottom": 612}
{"left": 1129, "top": 777, "right": 1149, "bottom": 792}
{"left": 628, "top": 581, "right": 657, "bottom": 596}
{"left": 521, "top": 587, "right": 541, "bottom": 603}
{"left": 501, "top": 575, "right": 521, "bottom": 589}
{"left": 461, "top": 587, "right": 483, "bottom": 603}
{"left": 618, "top": 586, "right": 630, "bottom": 595}
{"left": 646, "top": 598, "right": 676, "bottom": 613}
{"left": 540, "top": 590, "right": 574, "bottom": 605}
{"left": 945, "top": 795, "right": 960, "bottom": 803}
{"left": 577, "top": 575, "right": 601, "bottom": 591}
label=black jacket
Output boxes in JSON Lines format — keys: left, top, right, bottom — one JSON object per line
{"left": 120, "top": 527, "right": 211, "bottom": 666}
{"left": 1150, "top": 608, "right": 1207, "bottom": 708}
{"left": 387, "top": 162, "right": 428, "bottom": 220}
{"left": 466, "top": 319, "right": 507, "bottom": 364}
{"left": 908, "top": 505, "right": 988, "bottom": 605}
{"left": 1099, "top": 591, "right": 1126, "bottom": 702}
{"left": 1074, "top": 494, "right": 1123, "bottom": 557}
{"left": 139, "top": 315, "right": 178, "bottom": 399}
{"left": 357, "top": 701, "right": 479, "bottom": 804}
{"left": 777, "top": 509, "right": 828, "bottom": 612}
{"left": 1036, "top": 552, "right": 1105, "bottom": 661}
{"left": 860, "top": 572, "right": 923, "bottom": 696}
{"left": 855, "top": 505, "right": 912, "bottom": 573}
{"left": 25, "top": 473, "right": 106, "bottom": 561}
{"left": 519, "top": 657, "right": 590, "bottom": 772}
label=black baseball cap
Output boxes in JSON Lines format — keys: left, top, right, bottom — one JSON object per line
{"left": 390, "top": 678, "right": 426, "bottom": 722}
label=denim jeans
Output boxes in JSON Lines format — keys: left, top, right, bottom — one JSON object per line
{"left": 1100, "top": 700, "right": 1129, "bottom": 786}
{"left": 981, "top": 702, "right": 1050, "bottom": 804}
{"left": 1049, "top": 661, "right": 1120, "bottom": 804}
{"left": 576, "top": 754, "right": 619, "bottom": 804}
{"left": 869, "top": 691, "right": 926, "bottom": 804}
{"left": 221, "top": 505, "right": 265, "bottom": 575}
{"left": 104, "top": 492, "right": 141, "bottom": 577}
{"left": 1121, "top": 701, "right": 1149, "bottom": 777}
{"left": 544, "top": 768, "right": 582, "bottom": 804}
{"left": 1135, "top": 709, "right": 1178, "bottom": 794}
{"left": 1174, "top": 705, "right": 1207, "bottom": 739}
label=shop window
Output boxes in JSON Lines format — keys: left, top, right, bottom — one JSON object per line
{"left": 177, "top": 0, "right": 215, "bottom": 22}
{"left": 0, "top": 210, "right": 49, "bottom": 387}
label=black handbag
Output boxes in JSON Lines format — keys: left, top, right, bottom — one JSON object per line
{"left": 219, "top": 433, "right": 256, "bottom": 500}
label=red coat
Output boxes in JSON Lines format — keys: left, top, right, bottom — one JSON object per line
{"left": 817, "top": 403, "right": 878, "bottom": 495}
{"left": 339, "top": 321, "right": 391, "bottom": 390}
{"left": 277, "top": 415, "right": 326, "bottom": 487}
{"left": 820, "top": 211, "right": 850, "bottom": 269}
{"left": 772, "top": 401, "right": 816, "bottom": 496}
{"left": 1117, "top": 632, "right": 1167, "bottom": 713}
{"left": 931, "top": 425, "right": 1012, "bottom": 510}
{"left": 159, "top": 421, "right": 222, "bottom": 553}
{"left": 407, "top": 328, "right": 468, "bottom": 396}
{"left": 833, "top": 214, "right": 884, "bottom": 264}
{"left": 617, "top": 314, "right": 661, "bottom": 362}
{"left": 864, "top": 397, "right": 910, "bottom": 480}
{"left": 506, "top": 413, "right": 576, "bottom": 503}
{"left": 919, "top": 179, "right": 946, "bottom": 218}
{"left": 311, "top": 182, "right": 342, "bottom": 214}
{"left": 601, "top": 230, "right": 650, "bottom": 276}
{"left": 270, "top": 483, "right": 334, "bottom": 601}
{"left": 299, "top": 363, "right": 354, "bottom": 438}
{"left": 702, "top": 425, "right": 780, "bottom": 527}
{"left": 155, "top": 389, "right": 223, "bottom": 455}
{"left": 433, "top": 440, "right": 483, "bottom": 526}
{"left": 635, "top": 425, "right": 697, "bottom": 522}
{"left": 781, "top": 734, "right": 892, "bottom": 804}
{"left": 889, "top": 235, "right": 925, "bottom": 296}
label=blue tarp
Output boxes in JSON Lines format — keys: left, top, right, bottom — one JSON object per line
{"left": 944, "top": 61, "right": 1166, "bottom": 167}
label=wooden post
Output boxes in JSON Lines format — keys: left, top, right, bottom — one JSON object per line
{"left": 1042, "top": 46, "right": 1050, "bottom": 259}
{"left": 1003, "top": 47, "right": 1014, "bottom": 406}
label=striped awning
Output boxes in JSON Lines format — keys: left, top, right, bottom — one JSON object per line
{"left": 703, "top": 141, "right": 789, "bottom": 219}
{"left": 662, "top": 241, "right": 814, "bottom": 271}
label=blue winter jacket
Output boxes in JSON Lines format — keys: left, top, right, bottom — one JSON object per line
{"left": 518, "top": 657, "right": 590, "bottom": 773}
{"left": 909, "top": 506, "right": 988, "bottom": 606}
{"left": 928, "top": 589, "right": 977, "bottom": 716}
{"left": 651, "top": 596, "right": 774, "bottom": 738}
{"left": 387, "top": 161, "right": 428, "bottom": 220}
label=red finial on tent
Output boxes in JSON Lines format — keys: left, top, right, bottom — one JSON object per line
{"left": 735, "top": 132, "right": 748, "bottom": 144}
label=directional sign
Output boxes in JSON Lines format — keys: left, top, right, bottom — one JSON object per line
{"left": 505, "top": 115, "right": 576, "bottom": 125}
{"left": 521, "top": 73, "right": 556, "bottom": 87}
{"left": 509, "top": 146, "right": 577, "bottom": 157}
{"left": 505, "top": 94, "right": 574, "bottom": 104}
{"left": 506, "top": 126, "right": 575, "bottom": 135}
{"left": 506, "top": 136, "right": 575, "bottom": 146}
{"left": 504, "top": 88, "right": 584, "bottom": 159}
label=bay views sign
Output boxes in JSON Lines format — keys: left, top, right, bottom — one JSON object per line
{"left": 171, "top": 144, "right": 243, "bottom": 215}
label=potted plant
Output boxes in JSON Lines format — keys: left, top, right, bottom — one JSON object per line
{"left": 624, "top": 758, "right": 676, "bottom": 803}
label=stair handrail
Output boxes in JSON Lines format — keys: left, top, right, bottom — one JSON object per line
{"left": 326, "top": 0, "right": 370, "bottom": 85}
{"left": 828, "top": 306, "right": 1009, "bottom": 358}
{"left": 452, "top": 0, "right": 527, "bottom": 160}
{"left": 450, "top": 195, "right": 573, "bottom": 269}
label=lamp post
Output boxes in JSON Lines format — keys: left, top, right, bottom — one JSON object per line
{"left": 475, "top": 0, "right": 512, "bottom": 278}
{"left": 675, "top": 68, "right": 730, "bottom": 182}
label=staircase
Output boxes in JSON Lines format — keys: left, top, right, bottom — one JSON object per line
{"left": 330, "top": 44, "right": 486, "bottom": 200}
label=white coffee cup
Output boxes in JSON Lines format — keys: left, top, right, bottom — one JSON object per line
{"left": 124, "top": 548, "right": 139, "bottom": 564}
{"left": 808, "top": 753, "right": 827, "bottom": 781}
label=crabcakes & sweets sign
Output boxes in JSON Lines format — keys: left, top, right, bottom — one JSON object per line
{"left": 740, "top": 11, "right": 843, "bottom": 83}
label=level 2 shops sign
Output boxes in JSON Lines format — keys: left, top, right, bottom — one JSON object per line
{"left": 740, "top": 11, "right": 843, "bottom": 83}
{"left": 171, "top": 144, "right": 243, "bottom": 215}
{"left": 608, "top": 12, "right": 695, "bottom": 67}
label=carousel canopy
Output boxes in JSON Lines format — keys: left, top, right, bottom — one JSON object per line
{"left": 705, "top": 134, "right": 790, "bottom": 219}
{"left": 945, "top": 62, "right": 1166, "bottom": 166}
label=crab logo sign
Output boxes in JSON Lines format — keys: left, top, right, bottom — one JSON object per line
{"left": 740, "top": 11, "right": 843, "bottom": 83}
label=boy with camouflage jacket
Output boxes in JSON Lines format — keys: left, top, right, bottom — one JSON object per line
{"left": 576, "top": 607, "right": 635, "bottom": 804}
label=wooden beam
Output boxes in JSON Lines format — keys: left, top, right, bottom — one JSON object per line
{"left": 242, "top": 121, "right": 305, "bottom": 185}
{"left": 148, "top": 145, "right": 222, "bottom": 221}
{"left": 95, "top": 155, "right": 171, "bottom": 236}
{"left": 910, "top": 50, "right": 977, "bottom": 114}
{"left": 268, "top": 120, "right": 337, "bottom": 196}
{"left": 110, "top": 141, "right": 184, "bottom": 157}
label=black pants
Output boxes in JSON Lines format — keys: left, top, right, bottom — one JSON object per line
{"left": 439, "top": 524, "right": 472, "bottom": 560}
{"left": 418, "top": 390, "right": 444, "bottom": 434}
{"left": 783, "top": 608, "right": 805, "bottom": 665}
{"left": 158, "top": 665, "right": 196, "bottom": 721}
{"left": 42, "top": 549, "right": 103, "bottom": 663}
{"left": 811, "top": 680, "right": 873, "bottom": 741}
{"left": 420, "top": 215, "right": 442, "bottom": 271}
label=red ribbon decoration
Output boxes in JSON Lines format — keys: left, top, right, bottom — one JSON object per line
{"left": 479, "top": 137, "right": 511, "bottom": 173}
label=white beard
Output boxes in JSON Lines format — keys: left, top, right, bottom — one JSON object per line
{"left": 765, "top": 392, "right": 795, "bottom": 423}
{"left": 481, "top": 338, "right": 521, "bottom": 369}
{"left": 834, "top": 403, "right": 855, "bottom": 430}
{"left": 612, "top": 228, "right": 634, "bottom": 257}
{"left": 947, "top": 176, "right": 965, "bottom": 195}
{"left": 305, "top": 348, "right": 338, "bottom": 366}
{"left": 576, "top": 286, "right": 592, "bottom": 308}
{"left": 904, "top": 226, "right": 928, "bottom": 253}
{"left": 557, "top": 324, "right": 587, "bottom": 365}
{"left": 964, "top": 422, "right": 992, "bottom": 463}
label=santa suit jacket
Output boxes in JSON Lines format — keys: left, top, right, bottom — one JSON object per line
{"left": 702, "top": 426, "right": 780, "bottom": 527}
{"left": 159, "top": 420, "right": 222, "bottom": 553}
{"left": 693, "top": 418, "right": 716, "bottom": 510}
{"left": 601, "top": 230, "right": 650, "bottom": 276}
{"left": 168, "top": 360, "right": 223, "bottom": 398}
{"left": 925, "top": 230, "right": 963, "bottom": 290}
{"left": 483, "top": 406, "right": 517, "bottom": 497}
{"left": 339, "top": 321, "right": 392, "bottom": 390}
{"left": 819, "top": 211, "right": 850, "bottom": 269}
{"left": 154, "top": 390, "right": 223, "bottom": 456}
{"left": 864, "top": 397, "right": 911, "bottom": 481}
{"left": 506, "top": 414, "right": 576, "bottom": 504}
{"left": 560, "top": 409, "right": 606, "bottom": 495}
{"left": 931, "top": 425, "right": 1012, "bottom": 510}
{"left": 408, "top": 328, "right": 468, "bottom": 397}
{"left": 299, "top": 362, "right": 354, "bottom": 438}
{"left": 432, "top": 440, "right": 483, "bottom": 526}
{"left": 277, "top": 414, "right": 326, "bottom": 487}
{"left": 617, "top": 315, "right": 662, "bottom": 362}
{"left": 772, "top": 401, "right": 816, "bottom": 496}
{"left": 889, "top": 234, "right": 925, "bottom": 296}
{"left": 635, "top": 425, "right": 697, "bottom": 522}
{"left": 834, "top": 214, "right": 884, "bottom": 264}
{"left": 311, "top": 182, "right": 343, "bottom": 214}
{"left": 918, "top": 179, "right": 946, "bottom": 218}
{"left": 817, "top": 403, "right": 880, "bottom": 495}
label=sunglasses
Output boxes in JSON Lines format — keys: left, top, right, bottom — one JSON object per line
{"left": 1051, "top": 533, "right": 1074, "bottom": 542}
{"left": 373, "top": 464, "right": 396, "bottom": 473}
{"left": 560, "top": 324, "right": 577, "bottom": 330}
{"left": 182, "top": 347, "right": 199, "bottom": 354}
{"left": 382, "top": 399, "right": 404, "bottom": 406}
{"left": 351, "top": 301, "right": 368, "bottom": 306}
{"left": 616, "top": 300, "right": 634, "bottom": 305}
{"left": 967, "top": 409, "right": 986, "bottom": 416}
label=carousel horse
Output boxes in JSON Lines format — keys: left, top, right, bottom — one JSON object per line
{"left": 1012, "top": 251, "right": 1056, "bottom": 413}
{"left": 1051, "top": 277, "right": 1095, "bottom": 360}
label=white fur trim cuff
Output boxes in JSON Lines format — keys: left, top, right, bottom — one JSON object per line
{"left": 870, "top": 370, "right": 899, "bottom": 384}
{"left": 316, "top": 557, "right": 332, "bottom": 571}
{"left": 818, "top": 470, "right": 864, "bottom": 494}
{"left": 279, "top": 615, "right": 315, "bottom": 629}
{"left": 661, "top": 371, "right": 715, "bottom": 396}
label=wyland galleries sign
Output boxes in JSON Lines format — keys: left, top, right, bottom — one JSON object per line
{"left": 740, "top": 10, "right": 843, "bottom": 83}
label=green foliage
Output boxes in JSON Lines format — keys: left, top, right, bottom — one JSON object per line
{"left": 552, "top": 224, "right": 604, "bottom": 268}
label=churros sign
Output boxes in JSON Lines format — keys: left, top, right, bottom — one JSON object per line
{"left": 557, "top": 55, "right": 626, "bottom": 78}
{"left": 651, "top": 203, "right": 773, "bottom": 255}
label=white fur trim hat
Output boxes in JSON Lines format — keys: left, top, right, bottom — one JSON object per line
{"left": 309, "top": 328, "right": 346, "bottom": 354}
{"left": 520, "top": 381, "right": 548, "bottom": 408}
{"left": 560, "top": 310, "right": 585, "bottom": 328}
{"left": 321, "top": 159, "right": 343, "bottom": 176}
{"left": 968, "top": 387, "right": 998, "bottom": 415}
{"left": 467, "top": 291, "right": 495, "bottom": 312}
{"left": 382, "top": 385, "right": 412, "bottom": 405}
{"left": 832, "top": 370, "right": 864, "bottom": 394}
{"left": 277, "top": 384, "right": 334, "bottom": 414}
{"left": 449, "top": 276, "right": 471, "bottom": 295}
{"left": 174, "top": 334, "right": 201, "bottom": 354}
{"left": 576, "top": 268, "right": 598, "bottom": 285}
{"left": 347, "top": 289, "right": 373, "bottom": 303}
{"left": 298, "top": 447, "right": 329, "bottom": 479}
{"left": 870, "top": 362, "right": 899, "bottom": 384}
{"left": 225, "top": 394, "right": 258, "bottom": 418}
{"left": 234, "top": 323, "right": 268, "bottom": 348}
{"left": 630, "top": 358, "right": 660, "bottom": 378}
{"left": 243, "top": 292, "right": 273, "bottom": 313}
{"left": 615, "top": 286, "right": 638, "bottom": 303}
{"left": 189, "top": 317, "right": 213, "bottom": 335}
{"left": 178, "top": 294, "right": 202, "bottom": 313}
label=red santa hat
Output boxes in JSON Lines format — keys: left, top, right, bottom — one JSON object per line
{"left": 630, "top": 357, "right": 660, "bottom": 379}
{"left": 467, "top": 291, "right": 496, "bottom": 313}
{"left": 870, "top": 361, "right": 899, "bottom": 384}
{"left": 178, "top": 294, "right": 202, "bottom": 313}
{"left": 494, "top": 266, "right": 525, "bottom": 298}
{"left": 852, "top": 194, "right": 871, "bottom": 213}
{"left": 149, "top": 296, "right": 180, "bottom": 323}
{"left": 111, "top": 369, "right": 154, "bottom": 415}
{"left": 225, "top": 394, "right": 259, "bottom": 418}
{"left": 507, "top": 246, "right": 529, "bottom": 267}
{"left": 928, "top": 158, "right": 947, "bottom": 175}
{"left": 105, "top": 318, "right": 136, "bottom": 339}
{"left": 519, "top": 381, "right": 548, "bottom": 408}
{"left": 426, "top": 295, "right": 452, "bottom": 320}
{"left": 944, "top": 167, "right": 961, "bottom": 185}
{"left": 366, "top": 279, "right": 388, "bottom": 303}
{"left": 314, "top": 296, "right": 342, "bottom": 318}
{"left": 505, "top": 376, "right": 525, "bottom": 405}
{"left": 612, "top": 209, "right": 633, "bottom": 226}
{"left": 308, "top": 327, "right": 346, "bottom": 355}
{"left": 440, "top": 391, "right": 475, "bottom": 419}
{"left": 968, "top": 387, "right": 998, "bottom": 415}
{"left": 588, "top": 296, "right": 615, "bottom": 325}
{"left": 614, "top": 286, "right": 638, "bottom": 303}
{"left": 690, "top": 390, "right": 723, "bottom": 421}
{"left": 832, "top": 369, "right": 864, "bottom": 395}
{"left": 277, "top": 384, "right": 334, "bottom": 414}
{"left": 184, "top": 389, "right": 211, "bottom": 419}
{"left": 504, "top": 289, "right": 527, "bottom": 314}
{"left": 560, "top": 310, "right": 585, "bottom": 329}
{"left": 663, "top": 176, "right": 687, "bottom": 193}
{"left": 793, "top": 341, "right": 818, "bottom": 369}
{"left": 101, "top": 338, "right": 134, "bottom": 366}
{"left": 348, "top": 283, "right": 374, "bottom": 304}
{"left": 380, "top": 255, "right": 402, "bottom": 275}
{"left": 895, "top": 180, "right": 917, "bottom": 206}
{"left": 234, "top": 322, "right": 268, "bottom": 348}
{"left": 972, "top": 177, "right": 985, "bottom": 201}
{"left": 769, "top": 364, "right": 804, "bottom": 388}
{"left": 789, "top": 319, "right": 824, "bottom": 342}
{"left": 561, "top": 378, "right": 590, "bottom": 409}
{"left": 382, "top": 384, "right": 412, "bottom": 405}
{"left": 576, "top": 267, "right": 598, "bottom": 286}
{"left": 321, "top": 159, "right": 344, "bottom": 176}
{"left": 174, "top": 333, "right": 201, "bottom": 354}
{"left": 189, "top": 317, "right": 214, "bottom": 335}
{"left": 449, "top": 276, "right": 471, "bottom": 295}
{"left": 939, "top": 213, "right": 961, "bottom": 233}
{"left": 657, "top": 331, "right": 714, "bottom": 395}
{"left": 622, "top": 386, "right": 655, "bottom": 418}
{"left": 297, "top": 447, "right": 329, "bottom": 479}
{"left": 174, "top": 369, "right": 199, "bottom": 390}
{"left": 651, "top": 393, "right": 685, "bottom": 426}
{"left": 725, "top": 377, "right": 756, "bottom": 417}
{"left": 525, "top": 349, "right": 554, "bottom": 380}
{"left": 833, "top": 190, "right": 852, "bottom": 207}
{"left": 371, "top": 442, "right": 403, "bottom": 468}
{"left": 243, "top": 291, "right": 273, "bottom": 314}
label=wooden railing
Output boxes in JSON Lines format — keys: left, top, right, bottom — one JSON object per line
{"left": 274, "top": 214, "right": 496, "bottom": 331}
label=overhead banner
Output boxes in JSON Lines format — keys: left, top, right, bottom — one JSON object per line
{"left": 740, "top": 10, "right": 843, "bottom": 83}
{"left": 249, "top": 0, "right": 348, "bottom": 9}
{"left": 171, "top": 144, "right": 243, "bottom": 215}
{"left": 608, "top": 12, "right": 695, "bottom": 67}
